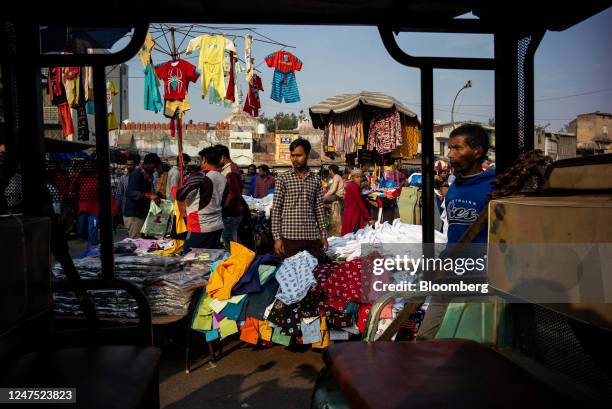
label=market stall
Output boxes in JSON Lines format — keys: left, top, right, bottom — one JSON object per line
{"left": 310, "top": 91, "right": 421, "bottom": 224}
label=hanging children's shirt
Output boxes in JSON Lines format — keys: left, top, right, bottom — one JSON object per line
{"left": 185, "top": 35, "right": 230, "bottom": 98}
{"left": 48, "top": 67, "right": 67, "bottom": 106}
{"left": 244, "top": 34, "right": 253, "bottom": 83}
{"left": 106, "top": 80, "right": 119, "bottom": 131}
{"left": 154, "top": 59, "right": 199, "bottom": 101}
{"left": 208, "top": 53, "right": 235, "bottom": 108}
{"left": 138, "top": 32, "right": 156, "bottom": 68}
{"left": 83, "top": 67, "right": 93, "bottom": 101}
{"left": 48, "top": 67, "right": 73, "bottom": 138}
{"left": 76, "top": 75, "right": 89, "bottom": 142}
{"left": 265, "top": 50, "right": 302, "bottom": 103}
{"left": 243, "top": 74, "right": 263, "bottom": 117}
{"left": 62, "top": 66, "right": 80, "bottom": 108}
{"left": 225, "top": 51, "right": 236, "bottom": 102}
{"left": 144, "top": 63, "right": 163, "bottom": 114}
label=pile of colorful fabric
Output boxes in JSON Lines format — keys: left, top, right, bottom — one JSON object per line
{"left": 190, "top": 240, "right": 419, "bottom": 347}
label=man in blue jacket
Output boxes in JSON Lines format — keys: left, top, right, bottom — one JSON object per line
{"left": 417, "top": 123, "right": 495, "bottom": 339}
{"left": 445, "top": 123, "right": 495, "bottom": 244}
{"left": 123, "top": 153, "right": 162, "bottom": 239}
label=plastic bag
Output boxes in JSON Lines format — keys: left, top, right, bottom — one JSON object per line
{"left": 141, "top": 199, "right": 173, "bottom": 237}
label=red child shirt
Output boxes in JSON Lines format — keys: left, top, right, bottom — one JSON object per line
{"left": 243, "top": 74, "right": 264, "bottom": 117}
{"left": 155, "top": 59, "right": 200, "bottom": 100}
{"left": 264, "top": 51, "right": 303, "bottom": 73}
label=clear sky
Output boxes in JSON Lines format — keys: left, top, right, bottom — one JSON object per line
{"left": 114, "top": 7, "right": 611, "bottom": 132}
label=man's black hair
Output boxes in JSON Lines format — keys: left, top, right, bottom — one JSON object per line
{"left": 213, "top": 144, "right": 231, "bottom": 159}
{"left": 143, "top": 153, "right": 161, "bottom": 165}
{"left": 449, "top": 124, "right": 490, "bottom": 164}
{"left": 126, "top": 152, "right": 141, "bottom": 164}
{"left": 329, "top": 164, "right": 339, "bottom": 174}
{"left": 160, "top": 162, "right": 171, "bottom": 172}
{"left": 258, "top": 164, "right": 270, "bottom": 174}
{"left": 178, "top": 153, "right": 191, "bottom": 165}
{"left": 199, "top": 147, "right": 221, "bottom": 167}
{"left": 289, "top": 138, "right": 311, "bottom": 155}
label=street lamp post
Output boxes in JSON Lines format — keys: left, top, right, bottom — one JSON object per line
{"left": 451, "top": 80, "right": 472, "bottom": 129}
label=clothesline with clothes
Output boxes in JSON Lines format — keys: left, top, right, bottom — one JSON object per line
{"left": 136, "top": 24, "right": 306, "bottom": 182}
{"left": 145, "top": 23, "right": 295, "bottom": 56}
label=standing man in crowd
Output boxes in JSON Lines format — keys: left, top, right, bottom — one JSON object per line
{"left": 323, "top": 164, "right": 344, "bottom": 204}
{"left": 271, "top": 138, "right": 327, "bottom": 260}
{"left": 249, "top": 164, "right": 275, "bottom": 198}
{"left": 242, "top": 164, "right": 257, "bottom": 195}
{"left": 123, "top": 153, "right": 162, "bottom": 239}
{"left": 115, "top": 153, "right": 140, "bottom": 219}
{"left": 214, "top": 144, "right": 243, "bottom": 250}
{"left": 176, "top": 147, "right": 227, "bottom": 252}
{"left": 417, "top": 123, "right": 495, "bottom": 339}
{"left": 444, "top": 124, "right": 495, "bottom": 244}
{"left": 166, "top": 153, "right": 191, "bottom": 201}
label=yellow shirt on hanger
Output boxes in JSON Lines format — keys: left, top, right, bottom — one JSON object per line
{"left": 186, "top": 34, "right": 231, "bottom": 98}
{"left": 138, "top": 32, "right": 156, "bottom": 68}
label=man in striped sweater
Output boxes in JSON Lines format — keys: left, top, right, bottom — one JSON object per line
{"left": 176, "top": 147, "right": 228, "bottom": 253}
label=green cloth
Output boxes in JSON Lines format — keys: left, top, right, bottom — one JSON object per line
{"left": 141, "top": 198, "right": 173, "bottom": 236}
{"left": 211, "top": 294, "right": 247, "bottom": 314}
{"left": 192, "top": 295, "right": 214, "bottom": 331}
{"left": 435, "top": 302, "right": 497, "bottom": 345}
{"left": 258, "top": 265, "right": 277, "bottom": 285}
{"left": 271, "top": 327, "right": 291, "bottom": 346}
{"left": 398, "top": 186, "right": 418, "bottom": 225}
{"left": 219, "top": 318, "right": 239, "bottom": 338}
{"left": 193, "top": 314, "right": 212, "bottom": 331}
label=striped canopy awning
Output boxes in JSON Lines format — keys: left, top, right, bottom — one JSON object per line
{"left": 309, "top": 91, "right": 419, "bottom": 129}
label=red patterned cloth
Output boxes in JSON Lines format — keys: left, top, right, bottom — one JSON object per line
{"left": 314, "top": 260, "right": 362, "bottom": 312}
{"left": 357, "top": 304, "right": 372, "bottom": 333}
{"left": 367, "top": 109, "right": 402, "bottom": 154}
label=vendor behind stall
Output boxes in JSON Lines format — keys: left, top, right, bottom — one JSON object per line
{"left": 341, "top": 169, "right": 375, "bottom": 235}
{"left": 271, "top": 138, "right": 327, "bottom": 260}
{"left": 323, "top": 165, "right": 344, "bottom": 204}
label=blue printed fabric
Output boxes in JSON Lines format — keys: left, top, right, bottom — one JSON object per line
{"left": 275, "top": 251, "right": 318, "bottom": 305}
{"left": 270, "top": 70, "right": 300, "bottom": 103}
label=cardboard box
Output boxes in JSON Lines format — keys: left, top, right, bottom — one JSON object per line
{"left": 487, "top": 195, "right": 612, "bottom": 330}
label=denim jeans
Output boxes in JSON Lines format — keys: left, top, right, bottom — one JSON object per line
{"left": 78, "top": 213, "right": 99, "bottom": 248}
{"left": 222, "top": 214, "right": 243, "bottom": 251}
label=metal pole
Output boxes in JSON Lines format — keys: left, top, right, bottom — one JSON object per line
{"left": 93, "top": 65, "right": 115, "bottom": 281}
{"left": 421, "top": 66, "right": 435, "bottom": 253}
{"left": 170, "top": 28, "right": 177, "bottom": 61}
{"left": 451, "top": 80, "right": 471, "bottom": 129}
